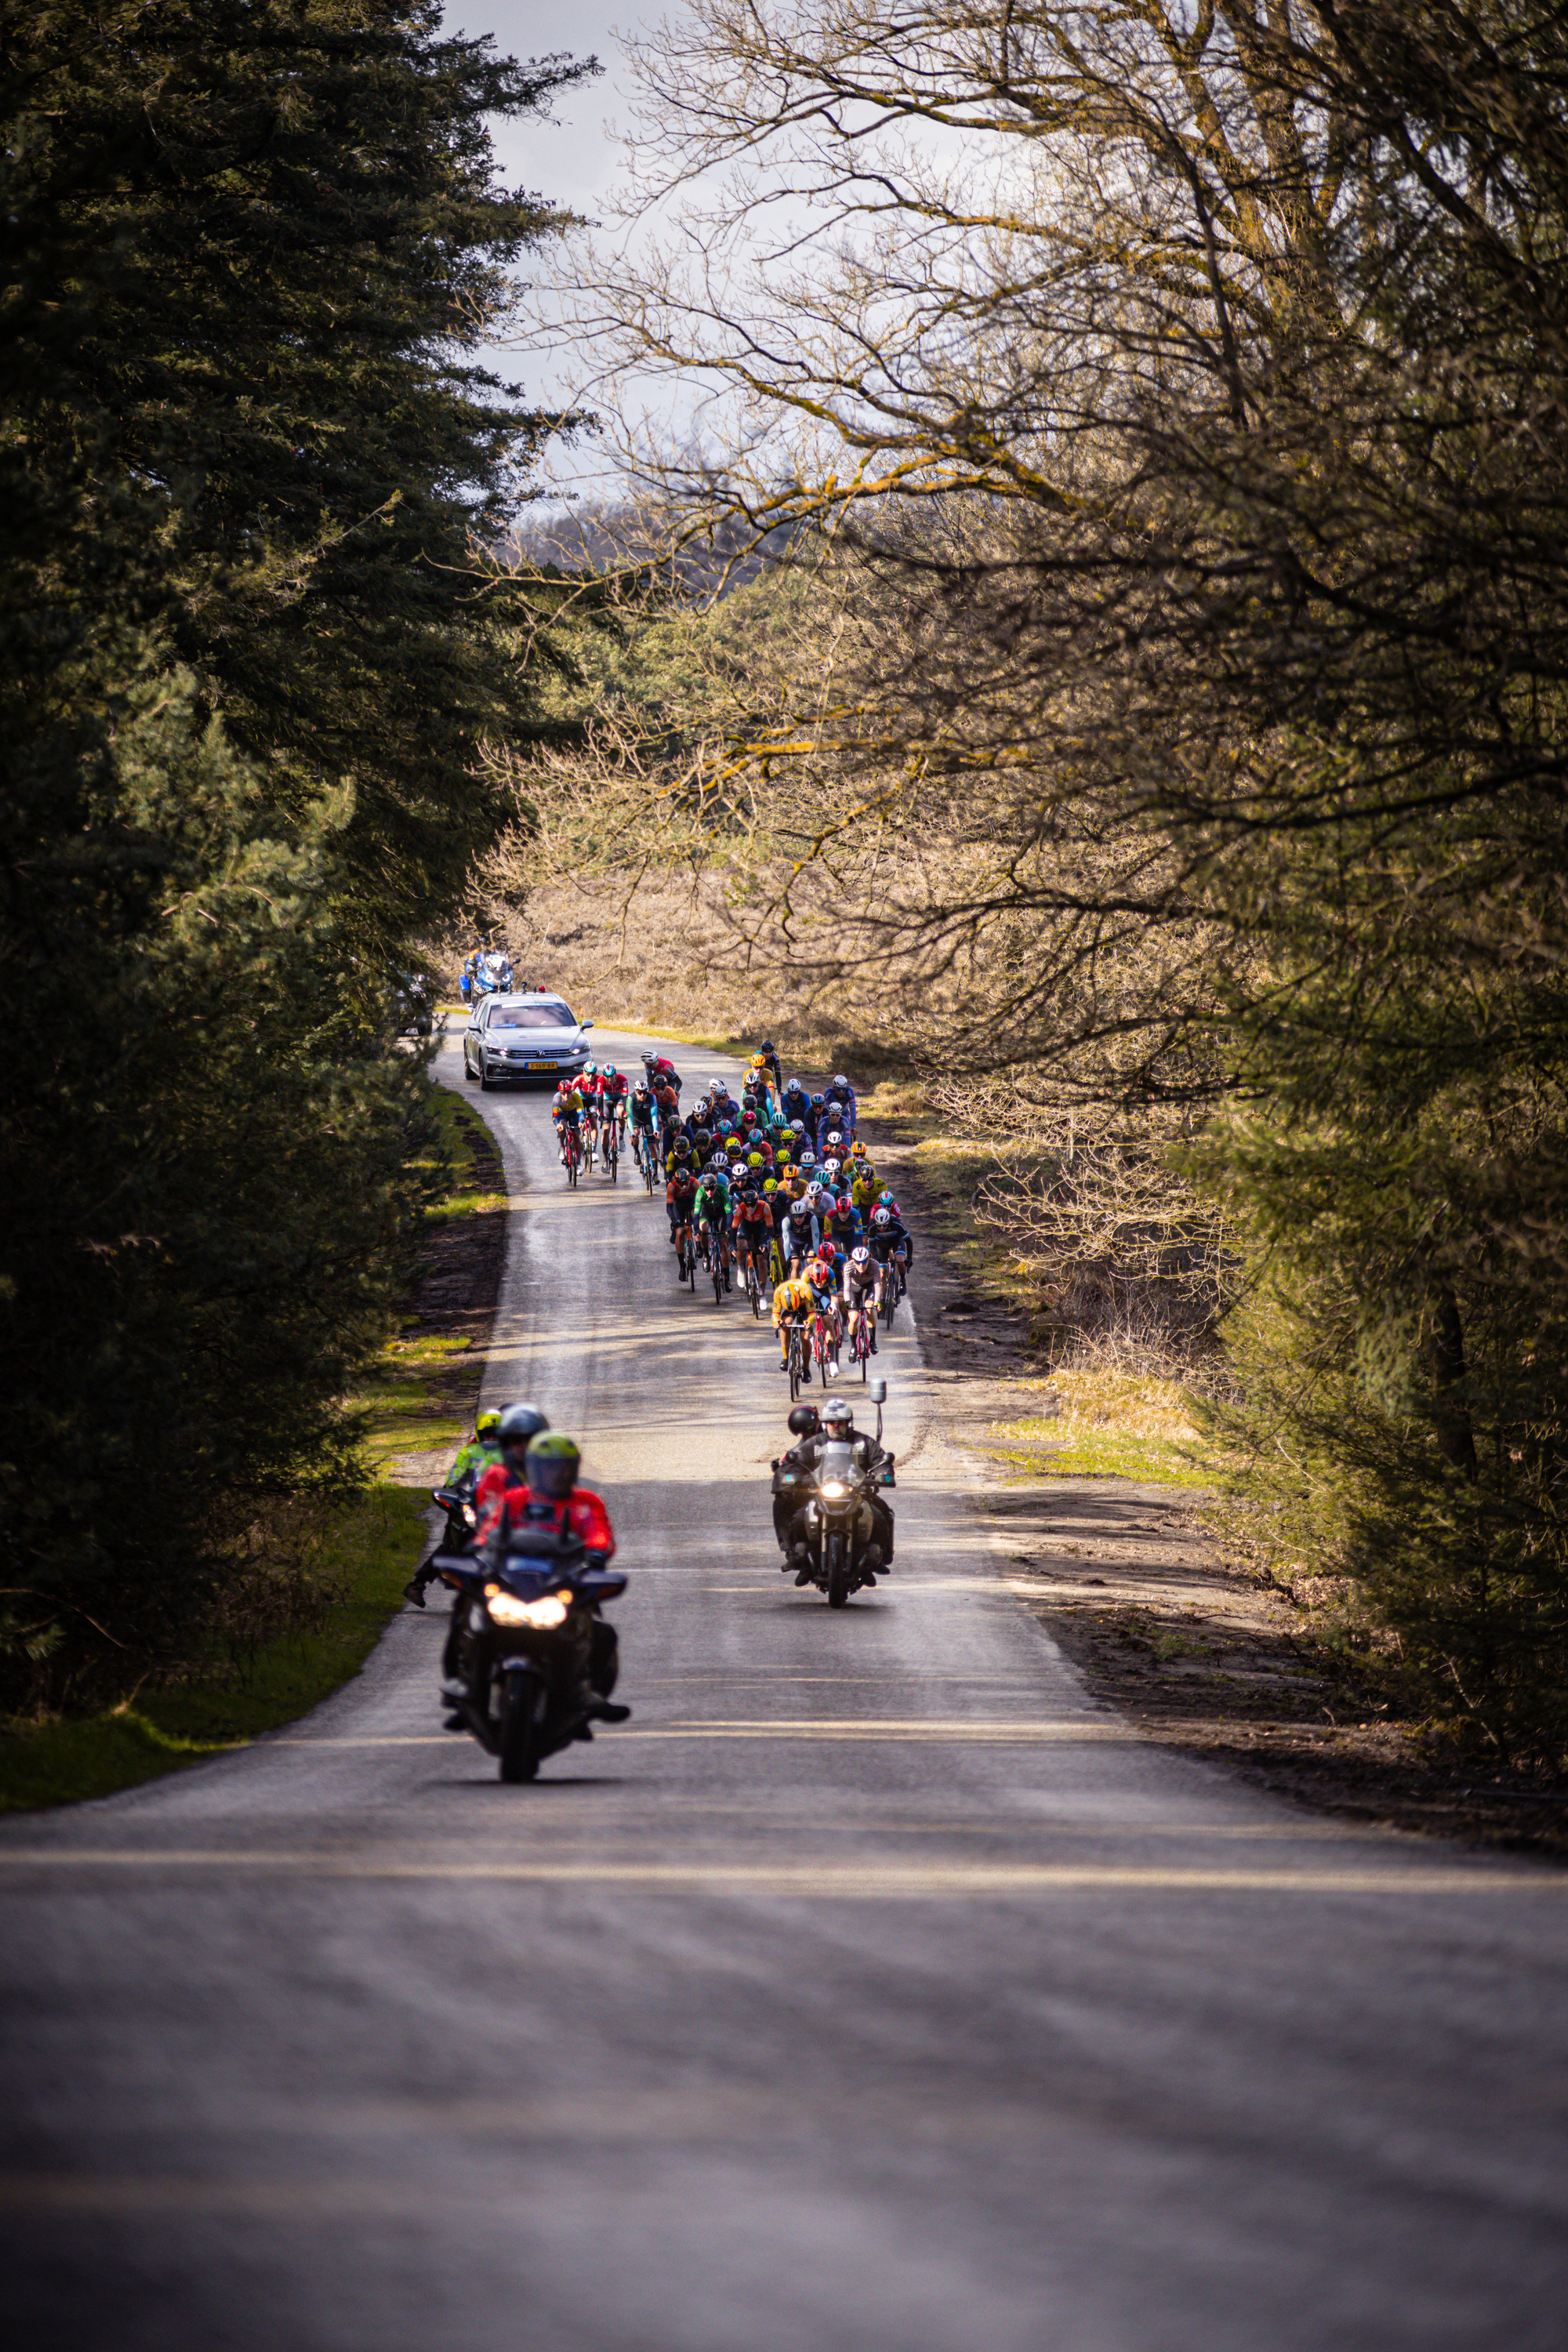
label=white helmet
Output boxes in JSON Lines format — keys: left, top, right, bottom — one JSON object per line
{"left": 872, "top": 1205, "right": 892, "bottom": 1228}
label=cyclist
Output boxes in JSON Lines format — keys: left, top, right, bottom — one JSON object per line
{"left": 664, "top": 1134, "right": 695, "bottom": 1189}
{"left": 598, "top": 1062, "right": 630, "bottom": 1145}
{"left": 825, "top": 1073, "right": 858, "bottom": 1137}
{"left": 771, "top": 1272, "right": 817, "bottom": 1374}
{"left": 867, "top": 1201, "right": 913, "bottom": 1312}
{"left": 757, "top": 1039, "right": 785, "bottom": 1097}
{"left": 629, "top": 1079, "right": 658, "bottom": 1171}
{"left": 762, "top": 1176, "right": 790, "bottom": 1283}
{"left": 641, "top": 1050, "right": 681, "bottom": 1101}
{"left": 733, "top": 1179, "right": 773, "bottom": 1292}
{"left": 844, "top": 1242, "right": 880, "bottom": 1356}
{"left": 695, "top": 1163, "right": 733, "bottom": 1283}
{"left": 781, "top": 1078, "right": 811, "bottom": 1131}
{"left": 666, "top": 1162, "right": 699, "bottom": 1269}
{"left": 805, "top": 1247, "right": 844, "bottom": 1379}
{"left": 826, "top": 1191, "right": 862, "bottom": 1254}
{"left": 850, "top": 1160, "right": 880, "bottom": 1218}
{"left": 780, "top": 1189, "right": 821, "bottom": 1276}
{"left": 551, "top": 1078, "right": 585, "bottom": 1167}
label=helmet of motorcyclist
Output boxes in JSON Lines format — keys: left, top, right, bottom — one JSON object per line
{"left": 498, "top": 1401, "right": 550, "bottom": 1455}
{"left": 850, "top": 1244, "right": 871, "bottom": 1268}
{"left": 475, "top": 1408, "right": 503, "bottom": 1439}
{"left": 822, "top": 1396, "right": 853, "bottom": 1436}
{"left": 787, "top": 1403, "right": 819, "bottom": 1439}
{"left": 872, "top": 1205, "right": 892, "bottom": 1227}
{"left": 524, "top": 1432, "right": 580, "bottom": 1501}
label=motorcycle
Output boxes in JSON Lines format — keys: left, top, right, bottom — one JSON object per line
{"left": 459, "top": 948, "right": 514, "bottom": 1008}
{"left": 430, "top": 1479, "right": 481, "bottom": 1559}
{"left": 435, "top": 1519, "right": 628, "bottom": 1781}
{"left": 779, "top": 1377, "right": 896, "bottom": 1609}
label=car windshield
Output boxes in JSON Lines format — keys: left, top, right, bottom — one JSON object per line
{"left": 489, "top": 1003, "right": 575, "bottom": 1029}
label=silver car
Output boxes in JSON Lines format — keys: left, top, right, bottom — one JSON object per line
{"left": 462, "top": 994, "right": 596, "bottom": 1091}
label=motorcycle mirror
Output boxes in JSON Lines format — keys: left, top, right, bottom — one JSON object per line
{"left": 869, "top": 1377, "right": 887, "bottom": 1404}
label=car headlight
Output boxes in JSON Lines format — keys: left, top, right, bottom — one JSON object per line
{"left": 819, "top": 1479, "right": 848, "bottom": 1499}
{"left": 484, "top": 1586, "right": 571, "bottom": 1628}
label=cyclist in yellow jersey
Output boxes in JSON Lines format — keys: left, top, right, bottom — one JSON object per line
{"left": 551, "top": 1080, "right": 585, "bottom": 1164}
{"left": 771, "top": 1276, "right": 816, "bottom": 1370}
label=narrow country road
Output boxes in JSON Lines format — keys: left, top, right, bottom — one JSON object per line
{"left": 2, "top": 1026, "right": 1565, "bottom": 2351}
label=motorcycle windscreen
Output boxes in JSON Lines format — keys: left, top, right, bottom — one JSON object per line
{"left": 818, "top": 1440, "right": 857, "bottom": 1484}
{"left": 494, "top": 1558, "right": 562, "bottom": 1597}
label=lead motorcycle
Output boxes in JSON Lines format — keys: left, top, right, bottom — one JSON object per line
{"left": 459, "top": 947, "right": 515, "bottom": 1008}
{"left": 782, "top": 1377, "right": 896, "bottom": 1609}
{"left": 435, "top": 1515, "right": 628, "bottom": 1782}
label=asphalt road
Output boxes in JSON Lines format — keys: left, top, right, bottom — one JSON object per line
{"left": 2, "top": 1025, "right": 1566, "bottom": 2352}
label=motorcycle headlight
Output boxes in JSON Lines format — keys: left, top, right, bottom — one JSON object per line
{"left": 818, "top": 1479, "right": 848, "bottom": 1499}
{"left": 484, "top": 1585, "right": 571, "bottom": 1629}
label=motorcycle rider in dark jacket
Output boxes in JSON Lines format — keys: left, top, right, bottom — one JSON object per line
{"left": 772, "top": 1396, "right": 895, "bottom": 1581}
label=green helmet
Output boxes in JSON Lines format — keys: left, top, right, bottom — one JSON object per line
{"left": 524, "top": 1432, "right": 580, "bottom": 1501}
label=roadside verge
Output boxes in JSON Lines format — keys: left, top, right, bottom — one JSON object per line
{"left": 859, "top": 1089, "right": 1568, "bottom": 1860}
{"left": 0, "top": 1086, "right": 506, "bottom": 1812}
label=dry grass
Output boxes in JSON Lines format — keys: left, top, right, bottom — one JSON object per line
{"left": 986, "top": 1365, "right": 1210, "bottom": 1486}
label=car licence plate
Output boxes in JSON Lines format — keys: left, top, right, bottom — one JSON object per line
{"left": 526, "top": 1060, "right": 557, "bottom": 1072}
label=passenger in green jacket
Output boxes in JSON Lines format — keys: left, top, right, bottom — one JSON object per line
{"left": 404, "top": 1410, "right": 503, "bottom": 1608}
{"left": 446, "top": 1409, "right": 503, "bottom": 1489}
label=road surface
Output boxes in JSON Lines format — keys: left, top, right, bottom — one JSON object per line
{"left": 2, "top": 1026, "right": 1564, "bottom": 2351}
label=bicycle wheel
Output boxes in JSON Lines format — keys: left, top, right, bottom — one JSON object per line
{"left": 749, "top": 1258, "right": 762, "bottom": 1319}
{"left": 789, "top": 1330, "right": 804, "bottom": 1400}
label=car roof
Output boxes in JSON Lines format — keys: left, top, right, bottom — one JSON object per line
{"left": 488, "top": 993, "right": 570, "bottom": 1009}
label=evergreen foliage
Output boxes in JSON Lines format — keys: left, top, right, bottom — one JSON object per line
{"left": 0, "top": 1, "right": 593, "bottom": 1708}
